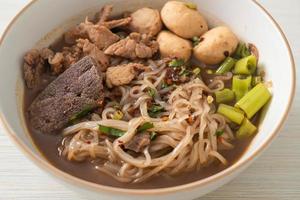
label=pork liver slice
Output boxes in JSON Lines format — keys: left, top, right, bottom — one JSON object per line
{"left": 28, "top": 56, "right": 104, "bottom": 134}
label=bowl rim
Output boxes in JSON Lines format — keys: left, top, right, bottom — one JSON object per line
{"left": 0, "top": 0, "right": 296, "bottom": 196}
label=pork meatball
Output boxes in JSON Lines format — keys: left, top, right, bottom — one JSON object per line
{"left": 193, "top": 26, "right": 239, "bottom": 65}
{"left": 157, "top": 31, "right": 192, "bottom": 61}
{"left": 129, "top": 8, "right": 162, "bottom": 36}
{"left": 161, "top": 1, "right": 208, "bottom": 39}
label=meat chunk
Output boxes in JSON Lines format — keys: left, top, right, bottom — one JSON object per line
{"left": 124, "top": 133, "right": 151, "bottom": 153}
{"left": 104, "top": 33, "right": 158, "bottom": 59}
{"left": 106, "top": 63, "right": 144, "bottom": 87}
{"left": 40, "top": 48, "right": 54, "bottom": 59}
{"left": 64, "top": 5, "right": 132, "bottom": 46}
{"left": 80, "top": 21, "right": 120, "bottom": 50}
{"left": 28, "top": 56, "right": 104, "bottom": 134}
{"left": 23, "top": 49, "right": 53, "bottom": 88}
{"left": 100, "top": 17, "right": 132, "bottom": 29}
{"left": 97, "top": 5, "right": 131, "bottom": 29}
{"left": 48, "top": 52, "right": 64, "bottom": 74}
{"left": 64, "top": 26, "right": 88, "bottom": 45}
{"left": 76, "top": 39, "right": 109, "bottom": 71}
{"left": 97, "top": 5, "right": 113, "bottom": 24}
{"left": 47, "top": 37, "right": 111, "bottom": 75}
{"left": 48, "top": 45, "right": 82, "bottom": 75}
{"left": 64, "top": 19, "right": 119, "bottom": 49}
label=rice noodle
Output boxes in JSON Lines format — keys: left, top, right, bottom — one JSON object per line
{"left": 60, "top": 59, "right": 235, "bottom": 183}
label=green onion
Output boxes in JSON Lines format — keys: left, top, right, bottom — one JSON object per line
{"left": 234, "top": 43, "right": 251, "bottom": 59}
{"left": 169, "top": 59, "right": 185, "bottom": 68}
{"left": 216, "top": 57, "right": 237, "bottom": 75}
{"left": 137, "top": 122, "right": 154, "bottom": 132}
{"left": 234, "top": 55, "right": 257, "bottom": 75}
{"left": 235, "top": 83, "right": 271, "bottom": 119}
{"left": 206, "top": 69, "right": 214, "bottom": 74}
{"left": 179, "top": 67, "right": 191, "bottom": 76}
{"left": 192, "top": 36, "right": 201, "bottom": 46}
{"left": 252, "top": 76, "right": 262, "bottom": 86}
{"left": 147, "top": 87, "right": 156, "bottom": 98}
{"left": 150, "top": 132, "right": 158, "bottom": 140}
{"left": 232, "top": 75, "right": 252, "bottom": 101}
{"left": 215, "top": 130, "right": 224, "bottom": 137}
{"left": 192, "top": 67, "right": 201, "bottom": 76}
{"left": 236, "top": 118, "right": 257, "bottom": 139}
{"left": 215, "top": 89, "right": 235, "bottom": 104}
{"left": 98, "top": 125, "right": 125, "bottom": 137}
{"left": 185, "top": 2, "right": 197, "bottom": 10}
{"left": 217, "top": 104, "right": 245, "bottom": 124}
{"left": 207, "top": 95, "right": 214, "bottom": 104}
{"left": 112, "top": 110, "right": 123, "bottom": 120}
{"left": 69, "top": 105, "right": 95, "bottom": 124}
{"left": 161, "top": 82, "right": 169, "bottom": 89}
{"left": 148, "top": 104, "right": 165, "bottom": 118}
{"left": 111, "top": 102, "right": 121, "bottom": 110}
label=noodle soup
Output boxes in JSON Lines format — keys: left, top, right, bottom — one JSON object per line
{"left": 23, "top": 1, "right": 271, "bottom": 189}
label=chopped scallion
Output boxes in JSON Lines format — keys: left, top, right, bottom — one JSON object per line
{"left": 235, "top": 83, "right": 271, "bottom": 119}
{"left": 148, "top": 104, "right": 165, "bottom": 118}
{"left": 161, "top": 82, "right": 169, "bottom": 89}
{"left": 69, "top": 105, "right": 95, "bottom": 124}
{"left": 217, "top": 104, "right": 245, "bottom": 124}
{"left": 206, "top": 69, "right": 214, "bottom": 74}
{"left": 216, "top": 57, "right": 237, "bottom": 75}
{"left": 179, "top": 67, "right": 190, "bottom": 76}
{"left": 232, "top": 75, "right": 252, "bottom": 101}
{"left": 111, "top": 102, "right": 121, "bottom": 110}
{"left": 169, "top": 59, "right": 185, "bottom": 68}
{"left": 215, "top": 130, "right": 224, "bottom": 137}
{"left": 234, "top": 43, "right": 251, "bottom": 59}
{"left": 236, "top": 118, "right": 257, "bottom": 139}
{"left": 192, "top": 67, "right": 201, "bottom": 76}
{"left": 234, "top": 55, "right": 257, "bottom": 75}
{"left": 137, "top": 122, "right": 154, "bottom": 132}
{"left": 150, "top": 132, "right": 158, "bottom": 140}
{"left": 215, "top": 89, "right": 235, "bottom": 104}
{"left": 147, "top": 87, "right": 156, "bottom": 98}
{"left": 98, "top": 125, "right": 125, "bottom": 137}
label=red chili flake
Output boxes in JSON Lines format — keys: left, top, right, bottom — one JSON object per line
{"left": 218, "top": 137, "right": 224, "bottom": 143}
{"left": 161, "top": 116, "right": 169, "bottom": 121}
{"left": 97, "top": 99, "right": 104, "bottom": 106}
{"left": 186, "top": 115, "right": 194, "bottom": 125}
{"left": 166, "top": 78, "right": 173, "bottom": 85}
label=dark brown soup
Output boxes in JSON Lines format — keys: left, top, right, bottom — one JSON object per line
{"left": 24, "top": 80, "right": 255, "bottom": 189}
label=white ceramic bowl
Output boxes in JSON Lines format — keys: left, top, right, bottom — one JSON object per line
{"left": 0, "top": 0, "right": 295, "bottom": 199}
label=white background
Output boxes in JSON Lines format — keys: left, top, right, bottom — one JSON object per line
{"left": 0, "top": 0, "right": 299, "bottom": 199}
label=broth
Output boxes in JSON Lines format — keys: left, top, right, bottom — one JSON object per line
{"left": 24, "top": 76, "right": 254, "bottom": 189}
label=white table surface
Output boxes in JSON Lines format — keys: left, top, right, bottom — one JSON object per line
{"left": 0, "top": 0, "right": 299, "bottom": 199}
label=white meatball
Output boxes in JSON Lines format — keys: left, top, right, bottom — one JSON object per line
{"left": 129, "top": 8, "right": 162, "bottom": 36}
{"left": 157, "top": 31, "right": 192, "bottom": 61}
{"left": 161, "top": 1, "right": 208, "bottom": 39}
{"left": 193, "top": 26, "right": 239, "bottom": 65}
